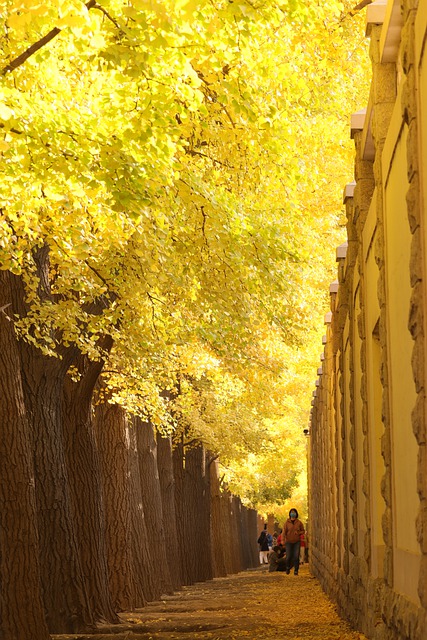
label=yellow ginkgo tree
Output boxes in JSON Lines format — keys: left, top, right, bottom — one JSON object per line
{"left": 0, "top": 0, "right": 370, "bottom": 636}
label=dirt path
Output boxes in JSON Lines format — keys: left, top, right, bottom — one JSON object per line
{"left": 53, "top": 564, "right": 368, "bottom": 640}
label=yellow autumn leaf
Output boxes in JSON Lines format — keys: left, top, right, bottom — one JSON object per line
{"left": 90, "top": 34, "right": 106, "bottom": 49}
{"left": 43, "top": 186, "right": 65, "bottom": 202}
{"left": 0, "top": 104, "right": 14, "bottom": 121}
{"left": 57, "top": 14, "right": 87, "bottom": 28}
{"left": 7, "top": 11, "right": 31, "bottom": 29}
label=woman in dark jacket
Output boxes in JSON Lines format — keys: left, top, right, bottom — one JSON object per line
{"left": 283, "top": 508, "right": 305, "bottom": 575}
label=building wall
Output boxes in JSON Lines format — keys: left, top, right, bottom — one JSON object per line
{"left": 308, "top": 2, "right": 427, "bottom": 638}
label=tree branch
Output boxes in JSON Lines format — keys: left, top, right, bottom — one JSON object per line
{"left": 92, "top": 3, "right": 122, "bottom": 31}
{"left": 349, "top": 0, "right": 372, "bottom": 17}
{"left": 2, "top": 0, "right": 97, "bottom": 76}
{"left": 206, "top": 452, "right": 220, "bottom": 467}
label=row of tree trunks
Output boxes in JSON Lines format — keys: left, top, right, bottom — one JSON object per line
{"left": 0, "top": 268, "right": 260, "bottom": 638}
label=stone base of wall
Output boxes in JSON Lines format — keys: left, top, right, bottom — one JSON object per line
{"left": 312, "top": 549, "right": 427, "bottom": 640}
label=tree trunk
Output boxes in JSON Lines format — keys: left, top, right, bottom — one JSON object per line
{"left": 173, "top": 437, "right": 193, "bottom": 585}
{"left": 230, "top": 496, "right": 243, "bottom": 574}
{"left": 247, "top": 508, "right": 259, "bottom": 567}
{"left": 14, "top": 342, "right": 93, "bottom": 633}
{"left": 135, "top": 417, "right": 173, "bottom": 596}
{"left": 94, "top": 400, "right": 137, "bottom": 611}
{"left": 220, "top": 489, "right": 234, "bottom": 575}
{"left": 240, "top": 506, "right": 252, "bottom": 570}
{"left": 0, "top": 271, "right": 50, "bottom": 640}
{"left": 18, "top": 341, "right": 92, "bottom": 632}
{"left": 209, "top": 459, "right": 226, "bottom": 578}
{"left": 63, "top": 356, "right": 118, "bottom": 624}
{"left": 127, "top": 421, "right": 158, "bottom": 604}
{"left": 184, "top": 445, "right": 212, "bottom": 583}
{"left": 10, "top": 266, "right": 92, "bottom": 633}
{"left": 156, "top": 433, "right": 182, "bottom": 589}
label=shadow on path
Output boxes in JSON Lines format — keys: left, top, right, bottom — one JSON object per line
{"left": 52, "top": 564, "right": 368, "bottom": 639}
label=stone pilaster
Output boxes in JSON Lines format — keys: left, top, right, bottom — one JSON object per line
{"left": 401, "top": 0, "right": 427, "bottom": 625}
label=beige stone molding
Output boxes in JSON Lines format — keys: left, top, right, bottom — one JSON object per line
{"left": 343, "top": 182, "right": 356, "bottom": 204}
{"left": 350, "top": 109, "right": 366, "bottom": 138}
{"left": 336, "top": 242, "right": 348, "bottom": 260}
{"left": 361, "top": 98, "right": 375, "bottom": 161}
{"left": 329, "top": 280, "right": 339, "bottom": 294}
{"left": 365, "top": 0, "right": 387, "bottom": 37}
{"left": 379, "top": 0, "right": 403, "bottom": 62}
{"left": 351, "top": 107, "right": 374, "bottom": 160}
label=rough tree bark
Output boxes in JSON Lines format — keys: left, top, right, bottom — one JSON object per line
{"left": 93, "top": 400, "right": 137, "bottom": 611}
{"left": 135, "top": 416, "right": 173, "bottom": 596}
{"left": 230, "top": 496, "right": 243, "bottom": 574}
{"left": 173, "top": 437, "right": 193, "bottom": 586}
{"left": 156, "top": 433, "right": 183, "bottom": 590}
{"left": 220, "top": 489, "right": 234, "bottom": 575}
{"left": 247, "top": 508, "right": 259, "bottom": 567}
{"left": 10, "top": 253, "right": 92, "bottom": 633}
{"left": 240, "top": 505, "right": 252, "bottom": 569}
{"left": 63, "top": 355, "right": 118, "bottom": 624}
{"left": 128, "top": 421, "right": 158, "bottom": 603}
{"left": 184, "top": 445, "right": 212, "bottom": 583}
{"left": 17, "top": 339, "right": 92, "bottom": 633}
{"left": 0, "top": 271, "right": 49, "bottom": 640}
{"left": 209, "top": 459, "right": 227, "bottom": 578}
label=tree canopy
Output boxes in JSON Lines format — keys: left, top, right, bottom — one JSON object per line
{"left": 0, "top": 0, "right": 370, "bottom": 518}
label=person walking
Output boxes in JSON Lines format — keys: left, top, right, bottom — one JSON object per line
{"left": 283, "top": 508, "right": 305, "bottom": 575}
{"left": 257, "top": 525, "right": 270, "bottom": 565}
